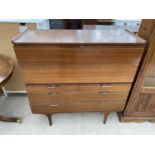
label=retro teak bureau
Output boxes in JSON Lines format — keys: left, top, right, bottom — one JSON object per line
{"left": 12, "top": 29, "right": 145, "bottom": 125}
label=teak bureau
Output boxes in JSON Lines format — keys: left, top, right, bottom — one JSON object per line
{"left": 12, "top": 29, "right": 145, "bottom": 125}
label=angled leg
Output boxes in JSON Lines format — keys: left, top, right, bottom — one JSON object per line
{"left": 103, "top": 112, "right": 110, "bottom": 124}
{"left": 46, "top": 114, "right": 52, "bottom": 126}
{"left": 0, "top": 115, "right": 22, "bottom": 123}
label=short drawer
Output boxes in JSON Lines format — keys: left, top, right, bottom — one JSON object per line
{"left": 30, "top": 100, "right": 126, "bottom": 113}
{"left": 26, "top": 84, "right": 79, "bottom": 94}
{"left": 28, "top": 91, "right": 129, "bottom": 104}
{"left": 80, "top": 83, "right": 131, "bottom": 92}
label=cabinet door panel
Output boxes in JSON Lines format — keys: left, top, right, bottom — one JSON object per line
{"left": 15, "top": 45, "right": 144, "bottom": 84}
{"left": 135, "top": 92, "right": 155, "bottom": 116}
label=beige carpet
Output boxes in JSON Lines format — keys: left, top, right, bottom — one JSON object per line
{"left": 0, "top": 96, "right": 155, "bottom": 135}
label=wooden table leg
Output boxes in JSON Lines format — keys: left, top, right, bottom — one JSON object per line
{"left": 103, "top": 112, "right": 110, "bottom": 124}
{"left": 46, "top": 114, "right": 52, "bottom": 126}
{"left": 0, "top": 115, "right": 21, "bottom": 123}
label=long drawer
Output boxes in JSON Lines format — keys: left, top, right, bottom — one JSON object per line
{"left": 26, "top": 83, "right": 131, "bottom": 94}
{"left": 30, "top": 100, "right": 126, "bottom": 113}
{"left": 28, "top": 91, "right": 129, "bottom": 103}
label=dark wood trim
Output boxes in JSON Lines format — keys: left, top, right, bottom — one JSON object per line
{"left": 118, "top": 112, "right": 155, "bottom": 122}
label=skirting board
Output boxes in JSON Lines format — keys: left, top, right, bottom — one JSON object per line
{"left": 118, "top": 112, "right": 155, "bottom": 123}
{"left": 2, "top": 86, "right": 27, "bottom": 96}
{"left": 3, "top": 90, "right": 27, "bottom": 97}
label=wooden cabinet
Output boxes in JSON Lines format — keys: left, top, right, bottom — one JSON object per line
{"left": 121, "top": 37, "right": 155, "bottom": 120}
{"left": 121, "top": 20, "right": 155, "bottom": 122}
{"left": 12, "top": 29, "right": 145, "bottom": 125}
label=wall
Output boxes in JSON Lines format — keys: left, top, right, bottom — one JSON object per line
{"left": 0, "top": 23, "right": 36, "bottom": 91}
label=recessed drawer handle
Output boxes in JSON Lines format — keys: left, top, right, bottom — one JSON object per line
{"left": 49, "top": 104, "right": 60, "bottom": 107}
{"left": 48, "top": 85, "right": 58, "bottom": 89}
{"left": 101, "top": 84, "right": 112, "bottom": 87}
{"left": 48, "top": 92, "right": 59, "bottom": 96}
{"left": 99, "top": 91, "right": 109, "bottom": 94}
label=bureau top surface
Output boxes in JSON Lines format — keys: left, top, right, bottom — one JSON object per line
{"left": 12, "top": 29, "right": 145, "bottom": 45}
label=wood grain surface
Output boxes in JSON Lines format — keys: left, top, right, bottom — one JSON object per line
{"left": 14, "top": 45, "right": 144, "bottom": 84}
{"left": 13, "top": 29, "right": 145, "bottom": 125}
{"left": 12, "top": 29, "right": 145, "bottom": 45}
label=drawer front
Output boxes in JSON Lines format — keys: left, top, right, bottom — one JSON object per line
{"left": 31, "top": 100, "right": 126, "bottom": 113}
{"left": 28, "top": 91, "right": 129, "bottom": 104}
{"left": 80, "top": 83, "right": 131, "bottom": 92}
{"left": 15, "top": 45, "right": 144, "bottom": 83}
{"left": 26, "top": 83, "right": 131, "bottom": 94}
{"left": 26, "top": 84, "right": 79, "bottom": 94}
{"left": 27, "top": 83, "right": 130, "bottom": 113}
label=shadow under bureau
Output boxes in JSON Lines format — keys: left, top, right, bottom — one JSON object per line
{"left": 12, "top": 29, "right": 145, "bottom": 125}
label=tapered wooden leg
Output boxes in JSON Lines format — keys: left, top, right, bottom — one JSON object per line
{"left": 0, "top": 115, "right": 21, "bottom": 123}
{"left": 103, "top": 112, "right": 110, "bottom": 124}
{"left": 46, "top": 114, "right": 52, "bottom": 126}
